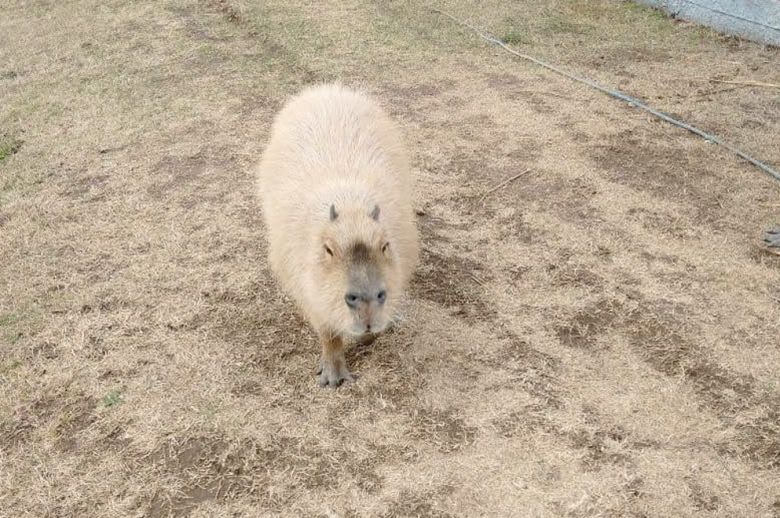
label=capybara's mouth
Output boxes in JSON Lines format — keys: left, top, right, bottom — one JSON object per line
{"left": 350, "top": 320, "right": 387, "bottom": 337}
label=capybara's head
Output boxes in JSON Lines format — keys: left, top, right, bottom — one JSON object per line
{"left": 317, "top": 203, "right": 401, "bottom": 336}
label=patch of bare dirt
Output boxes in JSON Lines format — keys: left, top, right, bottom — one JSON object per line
{"left": 1, "top": 392, "right": 97, "bottom": 451}
{"left": 147, "top": 147, "right": 240, "bottom": 209}
{"left": 411, "top": 218, "right": 495, "bottom": 323}
{"left": 485, "top": 72, "right": 527, "bottom": 89}
{"left": 144, "top": 436, "right": 261, "bottom": 516}
{"left": 567, "top": 426, "right": 633, "bottom": 470}
{"left": 380, "top": 486, "right": 456, "bottom": 518}
{"left": 735, "top": 409, "right": 780, "bottom": 470}
{"left": 590, "top": 129, "right": 740, "bottom": 230}
{"left": 482, "top": 333, "right": 562, "bottom": 407}
{"left": 411, "top": 247, "right": 494, "bottom": 323}
{"left": 687, "top": 477, "right": 721, "bottom": 512}
{"left": 409, "top": 407, "right": 477, "bottom": 454}
{"left": 385, "top": 81, "right": 456, "bottom": 121}
{"left": 555, "top": 298, "right": 622, "bottom": 349}
{"left": 622, "top": 299, "right": 757, "bottom": 412}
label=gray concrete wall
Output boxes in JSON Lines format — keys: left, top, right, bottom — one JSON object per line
{"left": 635, "top": 0, "right": 780, "bottom": 46}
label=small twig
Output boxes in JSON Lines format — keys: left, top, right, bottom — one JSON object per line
{"left": 469, "top": 273, "right": 484, "bottom": 286}
{"left": 98, "top": 144, "right": 128, "bottom": 154}
{"left": 690, "top": 85, "right": 750, "bottom": 98}
{"left": 693, "top": 78, "right": 780, "bottom": 89}
{"left": 478, "top": 169, "right": 533, "bottom": 202}
{"left": 516, "top": 90, "right": 581, "bottom": 101}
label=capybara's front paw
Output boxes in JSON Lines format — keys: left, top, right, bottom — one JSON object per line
{"left": 317, "top": 356, "right": 354, "bottom": 388}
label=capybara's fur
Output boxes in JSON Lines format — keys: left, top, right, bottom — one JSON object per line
{"left": 256, "top": 83, "right": 419, "bottom": 387}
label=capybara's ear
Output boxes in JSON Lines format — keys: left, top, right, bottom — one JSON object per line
{"left": 370, "top": 205, "right": 380, "bottom": 221}
{"left": 330, "top": 204, "right": 338, "bottom": 221}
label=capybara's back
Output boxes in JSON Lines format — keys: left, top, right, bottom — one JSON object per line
{"left": 256, "top": 83, "right": 419, "bottom": 387}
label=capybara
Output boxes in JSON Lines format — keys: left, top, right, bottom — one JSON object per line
{"left": 256, "top": 83, "right": 419, "bottom": 387}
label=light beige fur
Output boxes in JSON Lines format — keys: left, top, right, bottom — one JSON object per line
{"left": 256, "top": 83, "right": 419, "bottom": 387}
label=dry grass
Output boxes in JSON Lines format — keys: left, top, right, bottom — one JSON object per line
{"left": 2, "top": 0, "right": 780, "bottom": 516}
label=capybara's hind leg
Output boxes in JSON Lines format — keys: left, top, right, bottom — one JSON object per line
{"left": 317, "top": 332, "right": 353, "bottom": 388}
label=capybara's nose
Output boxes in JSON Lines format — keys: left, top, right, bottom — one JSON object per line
{"left": 345, "top": 292, "right": 360, "bottom": 309}
{"left": 376, "top": 290, "right": 387, "bottom": 304}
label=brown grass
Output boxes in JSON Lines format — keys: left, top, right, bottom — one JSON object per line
{"left": 2, "top": 0, "right": 780, "bottom": 516}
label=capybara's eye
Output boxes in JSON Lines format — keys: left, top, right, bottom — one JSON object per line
{"left": 377, "top": 290, "right": 387, "bottom": 304}
{"left": 381, "top": 242, "right": 389, "bottom": 254}
{"left": 324, "top": 245, "right": 334, "bottom": 256}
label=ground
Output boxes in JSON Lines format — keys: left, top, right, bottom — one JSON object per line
{"left": 1, "top": 1, "right": 779, "bottom": 516}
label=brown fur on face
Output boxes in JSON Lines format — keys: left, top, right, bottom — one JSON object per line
{"left": 318, "top": 205, "right": 398, "bottom": 336}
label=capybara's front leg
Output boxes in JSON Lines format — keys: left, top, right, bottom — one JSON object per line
{"left": 317, "top": 333, "right": 353, "bottom": 388}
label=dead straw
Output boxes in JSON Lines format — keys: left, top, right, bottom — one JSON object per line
{"left": 478, "top": 169, "right": 534, "bottom": 202}
{"left": 700, "top": 78, "right": 780, "bottom": 89}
